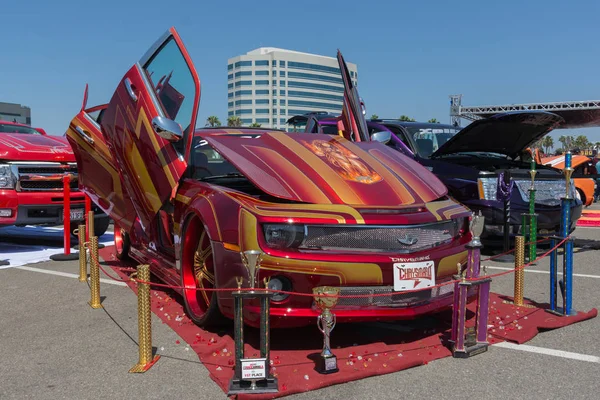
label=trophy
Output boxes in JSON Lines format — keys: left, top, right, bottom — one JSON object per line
{"left": 313, "top": 286, "right": 340, "bottom": 374}
{"left": 228, "top": 250, "right": 278, "bottom": 395}
{"left": 469, "top": 211, "right": 485, "bottom": 248}
{"left": 564, "top": 151, "right": 574, "bottom": 200}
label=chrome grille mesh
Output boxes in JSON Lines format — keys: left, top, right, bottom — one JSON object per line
{"left": 514, "top": 180, "right": 576, "bottom": 206}
{"left": 14, "top": 163, "right": 79, "bottom": 192}
{"left": 324, "top": 284, "right": 455, "bottom": 308}
{"left": 303, "top": 221, "right": 456, "bottom": 253}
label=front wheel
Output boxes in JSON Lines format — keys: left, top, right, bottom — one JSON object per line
{"left": 181, "top": 224, "right": 225, "bottom": 327}
{"left": 114, "top": 225, "right": 131, "bottom": 260}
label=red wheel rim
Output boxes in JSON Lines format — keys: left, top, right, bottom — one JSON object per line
{"left": 114, "top": 226, "right": 124, "bottom": 255}
{"left": 183, "top": 230, "right": 215, "bottom": 319}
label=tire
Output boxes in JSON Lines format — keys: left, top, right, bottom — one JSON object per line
{"left": 577, "top": 188, "right": 587, "bottom": 207}
{"left": 181, "top": 219, "right": 225, "bottom": 327}
{"left": 114, "top": 225, "right": 131, "bottom": 261}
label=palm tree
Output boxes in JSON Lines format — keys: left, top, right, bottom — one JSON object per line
{"left": 371, "top": 114, "right": 379, "bottom": 120}
{"left": 542, "top": 136, "right": 554, "bottom": 154}
{"left": 227, "top": 116, "right": 242, "bottom": 127}
{"left": 428, "top": 118, "right": 440, "bottom": 123}
{"left": 399, "top": 115, "right": 415, "bottom": 122}
{"left": 249, "top": 122, "right": 262, "bottom": 128}
{"left": 205, "top": 116, "right": 221, "bottom": 127}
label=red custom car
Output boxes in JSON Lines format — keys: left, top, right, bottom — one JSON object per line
{"left": 66, "top": 27, "right": 473, "bottom": 328}
{"left": 0, "top": 120, "right": 109, "bottom": 236}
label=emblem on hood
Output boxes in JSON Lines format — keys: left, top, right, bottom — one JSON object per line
{"left": 397, "top": 234, "right": 419, "bottom": 246}
{"left": 301, "top": 139, "right": 382, "bottom": 184}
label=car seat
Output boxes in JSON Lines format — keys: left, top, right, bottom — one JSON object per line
{"left": 416, "top": 139, "right": 434, "bottom": 157}
{"left": 192, "top": 151, "right": 212, "bottom": 179}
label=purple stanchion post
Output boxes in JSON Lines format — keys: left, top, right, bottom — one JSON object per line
{"left": 451, "top": 211, "right": 492, "bottom": 358}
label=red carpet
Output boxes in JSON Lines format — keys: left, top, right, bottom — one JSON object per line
{"left": 100, "top": 247, "right": 596, "bottom": 399}
{"left": 577, "top": 210, "right": 600, "bottom": 227}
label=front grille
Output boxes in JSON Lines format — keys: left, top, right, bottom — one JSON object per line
{"left": 514, "top": 180, "right": 576, "bottom": 206}
{"left": 324, "top": 284, "right": 455, "bottom": 308}
{"left": 14, "top": 163, "right": 79, "bottom": 192}
{"left": 302, "top": 221, "right": 457, "bottom": 253}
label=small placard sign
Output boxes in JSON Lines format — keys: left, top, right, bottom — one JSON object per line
{"left": 241, "top": 358, "right": 267, "bottom": 380}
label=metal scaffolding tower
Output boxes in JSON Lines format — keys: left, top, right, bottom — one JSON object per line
{"left": 449, "top": 95, "right": 600, "bottom": 129}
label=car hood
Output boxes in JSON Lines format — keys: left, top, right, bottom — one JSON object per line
{"left": 0, "top": 133, "right": 75, "bottom": 162}
{"left": 431, "top": 111, "right": 564, "bottom": 159}
{"left": 204, "top": 131, "right": 448, "bottom": 206}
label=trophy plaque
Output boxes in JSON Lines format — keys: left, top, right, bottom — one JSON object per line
{"left": 228, "top": 250, "right": 278, "bottom": 395}
{"left": 313, "top": 286, "right": 340, "bottom": 374}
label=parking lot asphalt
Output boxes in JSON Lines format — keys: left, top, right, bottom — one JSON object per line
{"left": 1, "top": 207, "right": 599, "bottom": 400}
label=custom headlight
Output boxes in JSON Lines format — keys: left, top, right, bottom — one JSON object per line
{"left": 477, "top": 177, "right": 498, "bottom": 200}
{"left": 263, "top": 224, "right": 306, "bottom": 249}
{"left": 0, "top": 164, "right": 15, "bottom": 189}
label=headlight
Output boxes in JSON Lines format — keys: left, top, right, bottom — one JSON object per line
{"left": 263, "top": 224, "right": 305, "bottom": 249}
{"left": 477, "top": 177, "right": 498, "bottom": 200}
{"left": 0, "top": 164, "right": 15, "bottom": 189}
{"left": 266, "top": 276, "right": 292, "bottom": 301}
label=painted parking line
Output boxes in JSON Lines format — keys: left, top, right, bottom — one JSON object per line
{"left": 486, "top": 266, "right": 600, "bottom": 279}
{"left": 13, "top": 265, "right": 127, "bottom": 287}
{"left": 494, "top": 342, "right": 600, "bottom": 363}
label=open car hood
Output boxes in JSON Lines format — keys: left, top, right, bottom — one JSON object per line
{"left": 204, "top": 131, "right": 448, "bottom": 206}
{"left": 431, "top": 111, "right": 564, "bottom": 159}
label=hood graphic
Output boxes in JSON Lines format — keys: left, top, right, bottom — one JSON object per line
{"left": 204, "top": 131, "right": 447, "bottom": 206}
{"left": 0, "top": 133, "right": 74, "bottom": 162}
{"left": 431, "top": 111, "right": 564, "bottom": 159}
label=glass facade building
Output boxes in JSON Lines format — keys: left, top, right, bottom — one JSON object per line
{"left": 227, "top": 48, "right": 358, "bottom": 129}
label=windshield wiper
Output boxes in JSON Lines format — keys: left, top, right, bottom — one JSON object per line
{"left": 199, "top": 173, "right": 246, "bottom": 181}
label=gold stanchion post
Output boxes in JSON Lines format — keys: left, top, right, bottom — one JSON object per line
{"left": 513, "top": 235, "right": 525, "bottom": 306}
{"left": 87, "top": 210, "right": 94, "bottom": 240}
{"left": 129, "top": 264, "right": 160, "bottom": 373}
{"left": 88, "top": 236, "right": 102, "bottom": 309}
{"left": 78, "top": 224, "right": 87, "bottom": 282}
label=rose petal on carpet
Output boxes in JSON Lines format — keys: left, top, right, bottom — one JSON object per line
{"left": 100, "top": 247, "right": 597, "bottom": 399}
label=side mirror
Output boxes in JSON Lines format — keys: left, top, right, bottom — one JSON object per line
{"left": 371, "top": 131, "right": 392, "bottom": 144}
{"left": 152, "top": 116, "right": 183, "bottom": 142}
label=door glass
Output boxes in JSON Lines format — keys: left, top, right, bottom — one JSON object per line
{"left": 143, "top": 38, "right": 196, "bottom": 139}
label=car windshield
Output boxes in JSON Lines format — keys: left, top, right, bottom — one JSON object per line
{"left": 0, "top": 124, "right": 41, "bottom": 135}
{"left": 404, "top": 125, "right": 461, "bottom": 158}
{"left": 190, "top": 136, "right": 246, "bottom": 180}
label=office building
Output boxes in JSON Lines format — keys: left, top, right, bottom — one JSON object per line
{"left": 227, "top": 48, "right": 358, "bottom": 129}
{"left": 0, "top": 102, "right": 31, "bottom": 125}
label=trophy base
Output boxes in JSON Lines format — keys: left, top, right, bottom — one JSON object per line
{"left": 316, "top": 355, "right": 339, "bottom": 374}
{"left": 227, "top": 377, "right": 278, "bottom": 395}
{"left": 452, "top": 342, "right": 488, "bottom": 358}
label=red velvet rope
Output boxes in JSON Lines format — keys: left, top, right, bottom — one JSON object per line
{"left": 88, "top": 236, "right": 569, "bottom": 299}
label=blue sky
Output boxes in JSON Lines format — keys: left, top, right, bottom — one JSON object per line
{"left": 2, "top": 0, "right": 600, "bottom": 147}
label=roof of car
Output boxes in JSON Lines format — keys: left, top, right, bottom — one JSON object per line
{"left": 369, "top": 119, "right": 459, "bottom": 129}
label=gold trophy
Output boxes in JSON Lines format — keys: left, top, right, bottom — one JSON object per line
{"left": 228, "top": 250, "right": 278, "bottom": 395}
{"left": 313, "top": 286, "right": 340, "bottom": 374}
{"left": 240, "top": 249, "right": 263, "bottom": 291}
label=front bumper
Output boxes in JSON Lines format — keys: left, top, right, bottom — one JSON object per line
{"left": 0, "top": 190, "right": 104, "bottom": 227}
{"left": 212, "top": 237, "right": 472, "bottom": 328}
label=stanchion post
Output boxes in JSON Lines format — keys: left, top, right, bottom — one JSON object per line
{"left": 513, "top": 236, "right": 525, "bottom": 306}
{"left": 88, "top": 236, "right": 102, "bottom": 309}
{"left": 50, "top": 174, "right": 79, "bottom": 261}
{"left": 85, "top": 195, "right": 92, "bottom": 243}
{"left": 129, "top": 264, "right": 160, "bottom": 373}
{"left": 78, "top": 224, "right": 87, "bottom": 282}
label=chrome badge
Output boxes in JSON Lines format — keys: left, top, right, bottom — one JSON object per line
{"left": 397, "top": 234, "right": 419, "bottom": 246}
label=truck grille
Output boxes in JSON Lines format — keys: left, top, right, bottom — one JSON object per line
{"left": 302, "top": 220, "right": 460, "bottom": 253}
{"left": 13, "top": 163, "right": 79, "bottom": 192}
{"left": 514, "top": 180, "right": 577, "bottom": 206}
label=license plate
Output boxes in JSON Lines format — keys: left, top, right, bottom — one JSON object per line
{"left": 62, "top": 208, "right": 84, "bottom": 222}
{"left": 393, "top": 261, "right": 435, "bottom": 291}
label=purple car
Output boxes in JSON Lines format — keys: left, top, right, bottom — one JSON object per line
{"left": 286, "top": 111, "right": 582, "bottom": 242}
